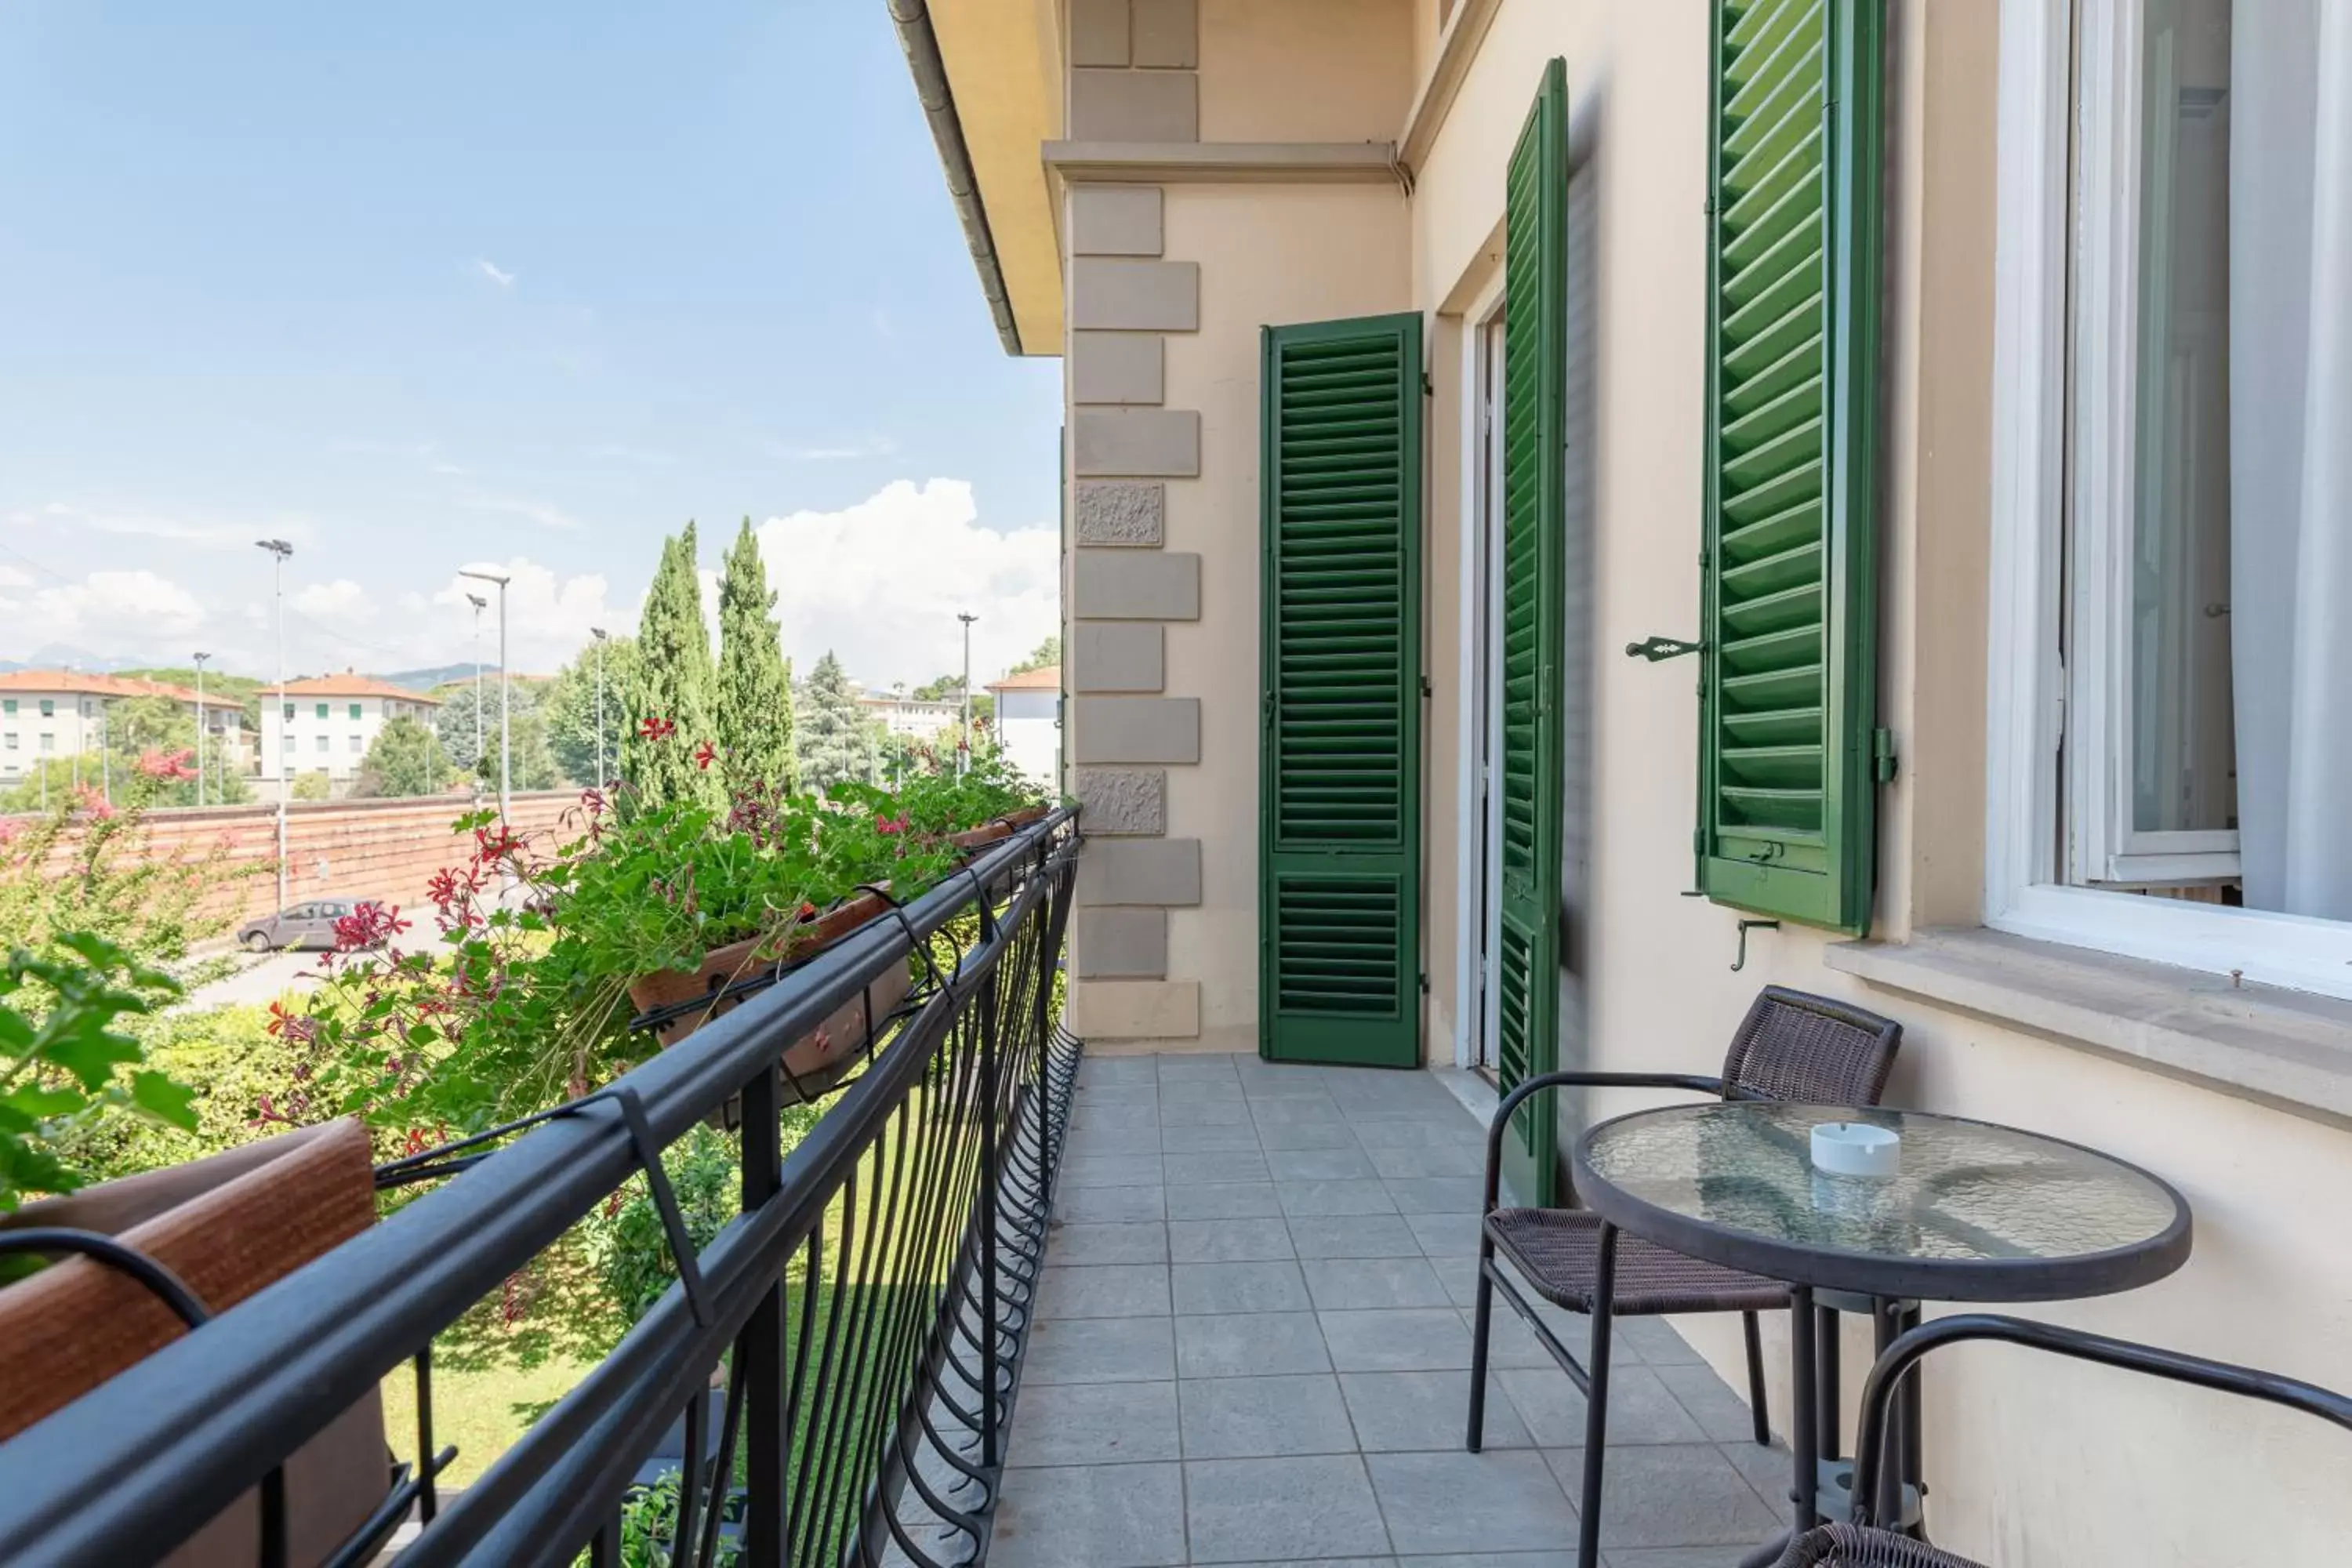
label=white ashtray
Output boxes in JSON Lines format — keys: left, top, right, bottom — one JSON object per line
{"left": 1810, "top": 1121, "right": 1900, "bottom": 1179}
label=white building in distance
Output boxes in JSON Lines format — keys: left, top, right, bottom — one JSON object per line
{"left": 260, "top": 673, "right": 441, "bottom": 789}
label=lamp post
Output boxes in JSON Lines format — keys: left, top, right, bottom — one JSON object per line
{"left": 956, "top": 612, "right": 977, "bottom": 777}
{"left": 590, "top": 627, "right": 609, "bottom": 786}
{"left": 459, "top": 569, "right": 511, "bottom": 827}
{"left": 192, "top": 652, "right": 210, "bottom": 807}
{"left": 466, "top": 593, "right": 488, "bottom": 784}
{"left": 256, "top": 539, "right": 293, "bottom": 913}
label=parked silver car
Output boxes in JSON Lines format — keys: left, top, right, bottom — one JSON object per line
{"left": 235, "top": 899, "right": 357, "bottom": 953}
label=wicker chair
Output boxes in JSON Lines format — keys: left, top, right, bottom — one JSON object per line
{"left": 1465, "top": 986, "right": 1902, "bottom": 1566}
{"left": 1771, "top": 1312, "right": 2352, "bottom": 1566}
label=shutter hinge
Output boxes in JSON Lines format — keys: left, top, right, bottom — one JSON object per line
{"left": 1420, "top": 674, "right": 1432, "bottom": 699}
{"left": 1418, "top": 971, "right": 1430, "bottom": 995}
{"left": 1625, "top": 636, "right": 1704, "bottom": 662}
{"left": 1421, "top": 372, "right": 1435, "bottom": 396}
{"left": 1874, "top": 727, "right": 1900, "bottom": 783}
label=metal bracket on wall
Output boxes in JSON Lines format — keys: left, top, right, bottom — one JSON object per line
{"left": 1624, "top": 635, "right": 1704, "bottom": 662}
{"left": 1730, "top": 919, "right": 1780, "bottom": 973}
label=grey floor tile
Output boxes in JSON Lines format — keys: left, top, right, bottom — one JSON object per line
{"left": 1170, "top": 1216, "right": 1295, "bottom": 1263}
{"left": 1065, "top": 1123, "right": 1163, "bottom": 1156}
{"left": 1716, "top": 1439, "right": 1798, "bottom": 1523}
{"left": 1498, "top": 1364, "right": 1708, "bottom": 1447}
{"left": 1079, "top": 1057, "right": 1160, "bottom": 1085}
{"left": 1007, "top": 1380, "right": 1181, "bottom": 1467}
{"left": 1022, "top": 1316, "right": 1176, "bottom": 1385}
{"left": 1461, "top": 1305, "right": 1584, "bottom": 1370}
{"left": 1077, "top": 1080, "right": 1163, "bottom": 1104}
{"left": 1254, "top": 1119, "right": 1364, "bottom": 1150}
{"left": 1615, "top": 1316, "right": 1705, "bottom": 1367}
{"left": 990, "top": 1461, "right": 1186, "bottom": 1568}
{"left": 1280, "top": 1179, "right": 1400, "bottom": 1218}
{"left": 1606, "top": 1551, "right": 1759, "bottom": 1568}
{"left": 1349, "top": 1118, "right": 1487, "bottom": 1150}
{"left": 1407, "top": 1210, "right": 1483, "bottom": 1258}
{"left": 1060, "top": 1155, "right": 1167, "bottom": 1189}
{"left": 1157, "top": 1052, "right": 1243, "bottom": 1080}
{"left": 1541, "top": 1444, "right": 1782, "bottom": 1550}
{"left": 1160, "top": 1121, "right": 1263, "bottom": 1153}
{"left": 1036, "top": 1263, "right": 1171, "bottom": 1319}
{"left": 1367, "top": 1450, "right": 1578, "bottom": 1556}
{"left": 1341, "top": 1369, "right": 1530, "bottom": 1452}
{"left": 1175, "top": 1311, "right": 1334, "bottom": 1377}
{"left": 1160, "top": 1098, "right": 1255, "bottom": 1127}
{"left": 1322, "top": 1308, "right": 1475, "bottom": 1373}
{"left": 1172, "top": 1259, "right": 1312, "bottom": 1315}
{"left": 1264, "top": 1145, "right": 1380, "bottom": 1181}
{"left": 1651, "top": 1359, "right": 1765, "bottom": 1445}
{"left": 1365, "top": 1142, "right": 1491, "bottom": 1179}
{"left": 1213, "top": 1561, "right": 1394, "bottom": 1568}
{"left": 1288, "top": 1213, "right": 1425, "bottom": 1259}
{"left": 1251, "top": 1096, "right": 1347, "bottom": 1125}
{"left": 1383, "top": 1178, "right": 1485, "bottom": 1214}
{"left": 1160, "top": 1077, "right": 1249, "bottom": 1105}
{"left": 1185, "top": 1454, "right": 1392, "bottom": 1563}
{"left": 1069, "top": 1101, "right": 1160, "bottom": 1131}
{"left": 1178, "top": 1372, "right": 1358, "bottom": 1459}
{"left": 1055, "top": 1184, "right": 1166, "bottom": 1223}
{"left": 1167, "top": 1181, "right": 1285, "bottom": 1220}
{"left": 1051, "top": 1221, "right": 1168, "bottom": 1266}
{"left": 1166, "top": 1149, "right": 1271, "bottom": 1185}
{"left": 1401, "top": 1555, "right": 1577, "bottom": 1567}
{"left": 1303, "top": 1255, "right": 1454, "bottom": 1311}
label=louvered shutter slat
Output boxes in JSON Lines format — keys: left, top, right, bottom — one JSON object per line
{"left": 1698, "top": 0, "right": 1882, "bottom": 931}
{"left": 1259, "top": 313, "right": 1424, "bottom": 1065}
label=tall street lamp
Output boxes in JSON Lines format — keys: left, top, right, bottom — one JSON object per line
{"left": 957, "top": 611, "right": 978, "bottom": 777}
{"left": 466, "top": 593, "right": 488, "bottom": 782}
{"left": 256, "top": 539, "right": 294, "bottom": 913}
{"left": 192, "top": 651, "right": 210, "bottom": 808}
{"left": 590, "top": 627, "right": 609, "bottom": 787}
{"left": 459, "top": 569, "right": 511, "bottom": 826}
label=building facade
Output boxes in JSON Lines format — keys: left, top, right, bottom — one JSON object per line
{"left": 898, "top": 0, "right": 2352, "bottom": 1560}
{"left": 855, "top": 690, "right": 964, "bottom": 740}
{"left": 985, "top": 663, "right": 1062, "bottom": 787}
{"left": 258, "top": 673, "right": 442, "bottom": 789}
{"left": 0, "top": 670, "right": 236, "bottom": 783}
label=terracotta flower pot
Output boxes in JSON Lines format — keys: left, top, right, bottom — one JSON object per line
{"left": 627, "top": 890, "right": 912, "bottom": 1102}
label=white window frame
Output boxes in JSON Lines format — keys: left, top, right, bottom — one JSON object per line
{"left": 1987, "top": 0, "right": 2352, "bottom": 1000}
{"left": 1451, "top": 267, "right": 1508, "bottom": 1072}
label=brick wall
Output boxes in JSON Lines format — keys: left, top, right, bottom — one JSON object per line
{"left": 7, "top": 790, "right": 583, "bottom": 928}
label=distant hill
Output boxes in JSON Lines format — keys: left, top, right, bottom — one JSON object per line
{"left": 0, "top": 645, "right": 154, "bottom": 675}
{"left": 380, "top": 663, "right": 485, "bottom": 691}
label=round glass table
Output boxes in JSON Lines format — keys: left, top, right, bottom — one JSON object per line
{"left": 1568, "top": 1102, "right": 2193, "bottom": 1562}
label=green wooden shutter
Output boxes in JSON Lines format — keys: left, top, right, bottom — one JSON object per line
{"left": 1259, "top": 313, "right": 1424, "bottom": 1068}
{"left": 1699, "top": 0, "right": 1883, "bottom": 934}
{"left": 1496, "top": 59, "right": 1568, "bottom": 1206}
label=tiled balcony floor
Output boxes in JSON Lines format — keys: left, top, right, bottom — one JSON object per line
{"left": 992, "top": 1051, "right": 1795, "bottom": 1568}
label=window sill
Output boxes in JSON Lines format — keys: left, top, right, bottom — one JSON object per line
{"left": 1825, "top": 927, "right": 2352, "bottom": 1129}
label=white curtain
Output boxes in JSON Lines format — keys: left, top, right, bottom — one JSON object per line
{"left": 2230, "top": 0, "right": 2352, "bottom": 919}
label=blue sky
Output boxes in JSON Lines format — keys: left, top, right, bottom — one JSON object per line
{"left": 0, "top": 2, "right": 1062, "bottom": 688}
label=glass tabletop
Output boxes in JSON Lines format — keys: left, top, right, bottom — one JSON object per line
{"left": 1572, "top": 1102, "right": 2193, "bottom": 1302}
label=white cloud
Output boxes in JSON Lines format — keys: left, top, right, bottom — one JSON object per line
{"left": 0, "top": 564, "right": 31, "bottom": 591}
{"left": 8, "top": 501, "right": 313, "bottom": 553}
{"left": 768, "top": 434, "right": 899, "bottom": 463}
{"left": 291, "top": 579, "right": 374, "bottom": 620}
{"left": 463, "top": 493, "right": 586, "bottom": 532}
{"left": 753, "top": 479, "right": 1057, "bottom": 691}
{"left": 0, "top": 567, "right": 210, "bottom": 654}
{"left": 475, "top": 258, "right": 517, "bottom": 288}
{"left": 430, "top": 558, "right": 628, "bottom": 673}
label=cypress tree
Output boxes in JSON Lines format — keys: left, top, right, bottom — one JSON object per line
{"left": 623, "top": 522, "right": 723, "bottom": 812}
{"left": 793, "top": 651, "right": 879, "bottom": 793}
{"left": 715, "top": 517, "right": 798, "bottom": 796}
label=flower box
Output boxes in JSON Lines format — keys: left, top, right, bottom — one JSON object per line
{"left": 0, "top": 1120, "right": 391, "bottom": 1566}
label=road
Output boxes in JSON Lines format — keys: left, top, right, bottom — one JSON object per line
{"left": 180, "top": 948, "right": 336, "bottom": 1010}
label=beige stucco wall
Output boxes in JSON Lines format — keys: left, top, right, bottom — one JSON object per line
{"left": 1397, "top": 2, "right": 2352, "bottom": 1563}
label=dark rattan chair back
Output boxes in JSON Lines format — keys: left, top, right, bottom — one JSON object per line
{"left": 1773, "top": 1522, "right": 1984, "bottom": 1567}
{"left": 1717, "top": 985, "right": 1903, "bottom": 1106}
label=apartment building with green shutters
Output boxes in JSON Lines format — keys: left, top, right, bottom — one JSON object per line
{"left": 891, "top": 2, "right": 2352, "bottom": 1560}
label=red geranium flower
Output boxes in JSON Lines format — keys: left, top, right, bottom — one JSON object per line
{"left": 333, "top": 900, "right": 412, "bottom": 951}
{"left": 638, "top": 716, "right": 677, "bottom": 742}
{"left": 694, "top": 740, "right": 717, "bottom": 771}
{"left": 134, "top": 746, "right": 198, "bottom": 781}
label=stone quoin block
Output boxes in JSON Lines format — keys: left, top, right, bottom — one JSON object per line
{"left": 1071, "top": 260, "right": 1200, "bottom": 333}
{"left": 1073, "top": 550, "right": 1201, "bottom": 619}
{"left": 1069, "top": 978, "right": 1201, "bottom": 1040}
{"left": 1076, "top": 837, "right": 1203, "bottom": 906}
{"left": 1071, "top": 187, "right": 1164, "bottom": 256}
{"left": 1073, "top": 768, "right": 1167, "bottom": 835}
{"left": 1072, "top": 332, "right": 1165, "bottom": 405}
{"left": 1069, "top": 67, "right": 1199, "bottom": 142}
{"left": 1131, "top": 0, "right": 1199, "bottom": 67}
{"left": 1074, "top": 481, "right": 1165, "bottom": 546}
{"left": 1068, "top": 0, "right": 1131, "bottom": 67}
{"left": 1071, "top": 623, "right": 1165, "bottom": 692}
{"left": 1076, "top": 907, "right": 1170, "bottom": 978}
{"left": 1070, "top": 697, "right": 1200, "bottom": 764}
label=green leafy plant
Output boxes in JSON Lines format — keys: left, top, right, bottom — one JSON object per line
{"left": 0, "top": 933, "right": 199, "bottom": 1214}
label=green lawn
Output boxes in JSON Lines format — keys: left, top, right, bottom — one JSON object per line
{"left": 380, "top": 1354, "right": 594, "bottom": 1489}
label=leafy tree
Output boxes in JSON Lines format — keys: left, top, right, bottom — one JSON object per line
{"left": 290, "top": 770, "right": 333, "bottom": 800}
{"left": 715, "top": 517, "right": 797, "bottom": 796}
{"left": 909, "top": 673, "right": 961, "bottom": 702}
{"left": 353, "top": 715, "right": 454, "bottom": 797}
{"left": 434, "top": 682, "right": 560, "bottom": 790}
{"left": 1008, "top": 635, "right": 1060, "bottom": 675}
{"left": 544, "top": 635, "right": 637, "bottom": 787}
{"left": 625, "top": 524, "right": 723, "bottom": 812}
{"left": 793, "top": 652, "right": 879, "bottom": 792}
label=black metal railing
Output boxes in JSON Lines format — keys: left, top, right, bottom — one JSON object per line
{"left": 0, "top": 808, "right": 1083, "bottom": 1568}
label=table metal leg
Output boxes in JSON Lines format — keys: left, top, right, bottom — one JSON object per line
{"left": 1575, "top": 1223, "right": 1618, "bottom": 1568}
{"left": 1789, "top": 1287, "right": 1819, "bottom": 1535}
{"left": 1815, "top": 1299, "right": 1842, "bottom": 1469}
